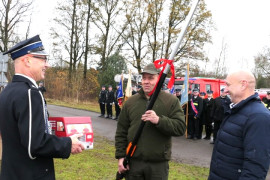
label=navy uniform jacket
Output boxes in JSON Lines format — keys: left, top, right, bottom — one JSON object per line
{"left": 211, "top": 96, "right": 231, "bottom": 122}
{"left": 98, "top": 90, "right": 107, "bottom": 103}
{"left": 106, "top": 90, "right": 114, "bottom": 104}
{"left": 188, "top": 95, "right": 203, "bottom": 118}
{"left": 203, "top": 98, "right": 214, "bottom": 124}
{"left": 0, "top": 75, "right": 71, "bottom": 180}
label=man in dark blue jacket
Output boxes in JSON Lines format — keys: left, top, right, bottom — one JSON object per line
{"left": 209, "top": 70, "right": 270, "bottom": 179}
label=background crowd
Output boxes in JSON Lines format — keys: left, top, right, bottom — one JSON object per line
{"left": 98, "top": 84, "right": 270, "bottom": 145}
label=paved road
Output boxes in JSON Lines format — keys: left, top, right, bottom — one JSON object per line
{"left": 48, "top": 105, "right": 270, "bottom": 179}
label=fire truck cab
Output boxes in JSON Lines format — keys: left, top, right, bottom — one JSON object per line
{"left": 171, "top": 77, "right": 226, "bottom": 98}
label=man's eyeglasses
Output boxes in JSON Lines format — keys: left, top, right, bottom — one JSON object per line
{"left": 32, "top": 56, "right": 48, "bottom": 61}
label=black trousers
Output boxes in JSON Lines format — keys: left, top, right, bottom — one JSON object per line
{"left": 213, "top": 121, "right": 222, "bottom": 142}
{"left": 188, "top": 115, "right": 200, "bottom": 138}
{"left": 126, "top": 159, "right": 169, "bottom": 180}
{"left": 115, "top": 103, "right": 121, "bottom": 117}
{"left": 205, "top": 123, "right": 212, "bottom": 138}
{"left": 99, "top": 103, "right": 105, "bottom": 115}
{"left": 199, "top": 119, "right": 203, "bottom": 138}
{"left": 106, "top": 103, "right": 112, "bottom": 117}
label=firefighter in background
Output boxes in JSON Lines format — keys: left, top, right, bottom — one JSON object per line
{"left": 183, "top": 88, "right": 192, "bottom": 135}
{"left": 113, "top": 85, "right": 121, "bottom": 120}
{"left": 132, "top": 85, "right": 137, "bottom": 95}
{"left": 203, "top": 90, "right": 214, "bottom": 140}
{"left": 137, "top": 85, "right": 142, "bottom": 93}
{"left": 187, "top": 88, "right": 203, "bottom": 140}
{"left": 262, "top": 91, "right": 270, "bottom": 111}
{"left": 175, "top": 89, "right": 182, "bottom": 102}
{"left": 106, "top": 85, "right": 114, "bottom": 119}
{"left": 199, "top": 92, "right": 206, "bottom": 139}
{"left": 210, "top": 88, "right": 231, "bottom": 144}
{"left": 38, "top": 82, "right": 46, "bottom": 95}
{"left": 200, "top": 92, "right": 206, "bottom": 99}
{"left": 98, "top": 85, "right": 107, "bottom": 117}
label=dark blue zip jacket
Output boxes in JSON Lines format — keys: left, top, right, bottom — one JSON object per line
{"left": 209, "top": 93, "right": 270, "bottom": 180}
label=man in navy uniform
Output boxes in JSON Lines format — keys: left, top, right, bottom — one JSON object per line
{"left": 113, "top": 85, "right": 121, "bottom": 120}
{"left": 98, "top": 85, "right": 107, "bottom": 117}
{"left": 262, "top": 91, "right": 270, "bottom": 111}
{"left": 200, "top": 92, "right": 206, "bottom": 99}
{"left": 187, "top": 88, "right": 203, "bottom": 140}
{"left": 199, "top": 92, "right": 206, "bottom": 138}
{"left": 203, "top": 90, "right": 214, "bottom": 140}
{"left": 0, "top": 35, "right": 84, "bottom": 180}
{"left": 175, "top": 88, "right": 182, "bottom": 102}
{"left": 210, "top": 88, "right": 231, "bottom": 144}
{"left": 38, "top": 82, "right": 46, "bottom": 95}
{"left": 106, "top": 85, "right": 114, "bottom": 119}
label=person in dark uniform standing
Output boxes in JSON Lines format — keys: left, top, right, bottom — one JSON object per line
{"left": 202, "top": 90, "right": 214, "bottom": 140}
{"left": 38, "top": 82, "right": 46, "bottom": 95}
{"left": 262, "top": 91, "right": 270, "bottom": 111}
{"left": 199, "top": 92, "right": 206, "bottom": 139}
{"left": 0, "top": 35, "right": 84, "bottom": 180}
{"left": 187, "top": 88, "right": 203, "bottom": 140}
{"left": 98, "top": 85, "right": 107, "bottom": 117}
{"left": 106, "top": 85, "right": 114, "bottom": 119}
{"left": 175, "top": 89, "right": 182, "bottom": 102}
{"left": 132, "top": 85, "right": 137, "bottom": 95}
{"left": 113, "top": 85, "right": 121, "bottom": 120}
{"left": 137, "top": 85, "right": 142, "bottom": 93}
{"left": 210, "top": 88, "right": 231, "bottom": 144}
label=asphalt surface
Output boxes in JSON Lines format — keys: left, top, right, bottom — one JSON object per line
{"left": 48, "top": 104, "right": 270, "bottom": 179}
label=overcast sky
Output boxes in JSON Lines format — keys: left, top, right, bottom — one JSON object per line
{"left": 28, "top": 0, "right": 270, "bottom": 73}
{"left": 205, "top": 0, "right": 270, "bottom": 73}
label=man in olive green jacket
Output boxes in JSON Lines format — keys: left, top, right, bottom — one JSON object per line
{"left": 115, "top": 63, "right": 186, "bottom": 180}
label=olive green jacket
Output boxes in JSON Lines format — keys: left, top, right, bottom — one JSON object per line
{"left": 115, "top": 89, "right": 186, "bottom": 162}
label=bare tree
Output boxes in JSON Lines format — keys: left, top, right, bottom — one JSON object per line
{"left": 214, "top": 38, "right": 227, "bottom": 78}
{"left": 51, "top": 0, "right": 86, "bottom": 80}
{"left": 0, "top": 0, "right": 33, "bottom": 52}
{"left": 146, "top": 0, "right": 165, "bottom": 62}
{"left": 164, "top": 0, "right": 213, "bottom": 63}
{"left": 121, "top": 0, "right": 152, "bottom": 73}
{"left": 0, "top": 0, "right": 33, "bottom": 80}
{"left": 254, "top": 48, "right": 270, "bottom": 78}
{"left": 91, "top": 0, "right": 123, "bottom": 71}
{"left": 82, "top": 0, "right": 95, "bottom": 79}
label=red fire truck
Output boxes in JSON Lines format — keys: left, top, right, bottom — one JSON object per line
{"left": 170, "top": 77, "right": 266, "bottom": 100}
{"left": 171, "top": 77, "right": 226, "bottom": 98}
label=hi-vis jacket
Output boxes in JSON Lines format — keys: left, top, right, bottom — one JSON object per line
{"left": 262, "top": 97, "right": 270, "bottom": 110}
{"left": 115, "top": 89, "right": 186, "bottom": 161}
{"left": 0, "top": 75, "right": 71, "bottom": 180}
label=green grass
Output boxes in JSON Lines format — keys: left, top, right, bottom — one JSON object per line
{"left": 54, "top": 136, "right": 209, "bottom": 180}
{"left": 47, "top": 98, "right": 100, "bottom": 113}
